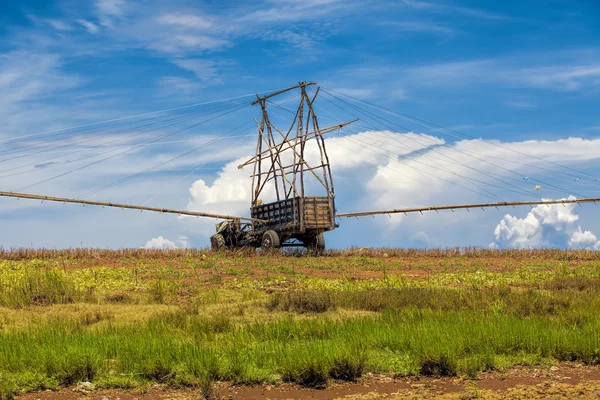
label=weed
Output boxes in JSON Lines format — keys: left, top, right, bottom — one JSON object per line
{"left": 104, "top": 292, "right": 131, "bottom": 303}
{"left": 198, "top": 374, "right": 216, "bottom": 400}
{"left": 268, "top": 290, "right": 336, "bottom": 313}
{"left": 329, "top": 352, "right": 365, "bottom": 382}
{"left": 419, "top": 353, "right": 457, "bottom": 377}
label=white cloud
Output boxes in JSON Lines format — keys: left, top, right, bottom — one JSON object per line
{"left": 0, "top": 51, "right": 87, "bottom": 140}
{"left": 382, "top": 20, "right": 457, "bottom": 36}
{"left": 491, "top": 196, "right": 600, "bottom": 249}
{"left": 156, "top": 76, "right": 203, "bottom": 96}
{"left": 96, "top": 0, "right": 127, "bottom": 27}
{"left": 157, "top": 13, "right": 212, "bottom": 29}
{"left": 237, "top": 0, "right": 348, "bottom": 23}
{"left": 403, "top": 53, "right": 600, "bottom": 92}
{"left": 182, "top": 129, "right": 600, "bottom": 246}
{"left": 47, "top": 20, "right": 72, "bottom": 31}
{"left": 142, "top": 236, "right": 179, "bottom": 249}
{"left": 77, "top": 19, "right": 100, "bottom": 34}
{"left": 569, "top": 227, "right": 600, "bottom": 250}
{"left": 331, "top": 88, "right": 376, "bottom": 99}
{"left": 171, "top": 59, "right": 222, "bottom": 84}
{"left": 184, "top": 130, "right": 446, "bottom": 219}
{"left": 150, "top": 34, "right": 229, "bottom": 54}
{"left": 187, "top": 156, "right": 256, "bottom": 218}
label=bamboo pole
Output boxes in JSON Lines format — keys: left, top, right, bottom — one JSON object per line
{"left": 337, "top": 198, "right": 600, "bottom": 218}
{"left": 237, "top": 120, "right": 357, "bottom": 169}
{"left": 0, "top": 191, "right": 267, "bottom": 222}
{"left": 251, "top": 82, "right": 316, "bottom": 105}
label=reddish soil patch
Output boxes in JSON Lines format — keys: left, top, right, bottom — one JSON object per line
{"left": 18, "top": 364, "right": 600, "bottom": 400}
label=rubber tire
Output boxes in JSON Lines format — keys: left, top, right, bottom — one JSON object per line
{"left": 306, "top": 233, "right": 325, "bottom": 252}
{"left": 211, "top": 234, "right": 226, "bottom": 250}
{"left": 262, "top": 230, "right": 280, "bottom": 249}
{"left": 313, "top": 233, "right": 325, "bottom": 251}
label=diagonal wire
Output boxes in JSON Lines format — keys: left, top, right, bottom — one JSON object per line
{"left": 0, "top": 87, "right": 288, "bottom": 145}
{"left": 322, "top": 86, "right": 600, "bottom": 183}
{"left": 141, "top": 133, "right": 254, "bottom": 206}
{"left": 0, "top": 99, "right": 246, "bottom": 166}
{"left": 320, "top": 88, "right": 590, "bottom": 199}
{"left": 16, "top": 102, "right": 249, "bottom": 192}
{"left": 0, "top": 106, "right": 235, "bottom": 177}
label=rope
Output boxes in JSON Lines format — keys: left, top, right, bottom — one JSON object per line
{"left": 16, "top": 102, "right": 249, "bottom": 192}
{"left": 141, "top": 133, "right": 254, "bottom": 206}
{"left": 0, "top": 105, "right": 231, "bottom": 177}
{"left": 78, "top": 133, "right": 254, "bottom": 199}
{"left": 319, "top": 88, "right": 590, "bottom": 199}
{"left": 322, "top": 86, "right": 600, "bottom": 183}
{"left": 269, "top": 95, "right": 502, "bottom": 201}
{"left": 0, "top": 87, "right": 288, "bottom": 145}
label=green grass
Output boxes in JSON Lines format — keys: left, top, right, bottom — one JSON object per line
{"left": 1, "top": 249, "right": 600, "bottom": 398}
{"left": 1, "top": 303, "right": 599, "bottom": 398}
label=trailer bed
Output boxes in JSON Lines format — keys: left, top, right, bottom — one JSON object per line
{"left": 251, "top": 196, "right": 335, "bottom": 234}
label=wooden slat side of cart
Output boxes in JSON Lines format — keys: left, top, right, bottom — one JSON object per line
{"left": 251, "top": 196, "right": 336, "bottom": 234}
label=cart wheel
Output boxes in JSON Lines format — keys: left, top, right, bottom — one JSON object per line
{"left": 262, "top": 230, "right": 280, "bottom": 249}
{"left": 314, "top": 233, "right": 325, "bottom": 251}
{"left": 306, "top": 233, "right": 325, "bottom": 252}
{"left": 211, "top": 234, "right": 226, "bottom": 250}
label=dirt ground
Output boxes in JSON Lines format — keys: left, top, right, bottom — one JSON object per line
{"left": 19, "top": 364, "right": 600, "bottom": 399}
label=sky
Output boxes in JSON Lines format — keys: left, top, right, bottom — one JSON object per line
{"left": 1, "top": 0, "right": 600, "bottom": 250}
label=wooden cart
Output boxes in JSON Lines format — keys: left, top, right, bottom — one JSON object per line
{"left": 210, "top": 82, "right": 352, "bottom": 250}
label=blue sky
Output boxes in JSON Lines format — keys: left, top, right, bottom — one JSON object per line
{"left": 1, "top": 0, "right": 600, "bottom": 250}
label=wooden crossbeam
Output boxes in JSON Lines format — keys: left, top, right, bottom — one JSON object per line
{"left": 251, "top": 82, "right": 316, "bottom": 105}
{"left": 237, "top": 120, "right": 357, "bottom": 169}
{"left": 337, "top": 198, "right": 600, "bottom": 218}
{"left": 0, "top": 191, "right": 267, "bottom": 222}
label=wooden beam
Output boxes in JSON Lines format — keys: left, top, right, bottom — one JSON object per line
{"left": 251, "top": 163, "right": 327, "bottom": 176}
{"left": 337, "top": 198, "right": 600, "bottom": 218}
{"left": 251, "top": 82, "right": 316, "bottom": 105}
{"left": 0, "top": 191, "right": 267, "bottom": 222}
{"left": 237, "top": 120, "right": 357, "bottom": 169}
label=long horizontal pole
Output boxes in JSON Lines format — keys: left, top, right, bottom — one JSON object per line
{"left": 251, "top": 82, "right": 316, "bottom": 105}
{"left": 0, "top": 191, "right": 267, "bottom": 222}
{"left": 337, "top": 198, "right": 600, "bottom": 218}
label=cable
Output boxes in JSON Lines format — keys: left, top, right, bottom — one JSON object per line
{"left": 78, "top": 119, "right": 255, "bottom": 199}
{"left": 0, "top": 102, "right": 249, "bottom": 180}
{"left": 0, "top": 99, "right": 247, "bottom": 165}
{"left": 269, "top": 93, "right": 502, "bottom": 201}
{"left": 322, "top": 86, "right": 600, "bottom": 183}
{"left": 78, "top": 133, "right": 254, "bottom": 199}
{"left": 0, "top": 106, "right": 225, "bottom": 176}
{"left": 319, "top": 88, "right": 589, "bottom": 199}
{"left": 142, "top": 133, "right": 254, "bottom": 206}
{"left": 309, "top": 90, "right": 518, "bottom": 200}
{"left": 0, "top": 86, "right": 289, "bottom": 145}
{"left": 16, "top": 102, "right": 249, "bottom": 192}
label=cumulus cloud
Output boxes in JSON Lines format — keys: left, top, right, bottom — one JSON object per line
{"left": 142, "top": 235, "right": 191, "bottom": 249}
{"left": 184, "top": 130, "right": 600, "bottom": 240}
{"left": 142, "top": 236, "right": 179, "bottom": 249}
{"left": 491, "top": 196, "right": 600, "bottom": 249}
{"left": 187, "top": 156, "right": 255, "bottom": 217}
{"left": 184, "top": 131, "right": 442, "bottom": 219}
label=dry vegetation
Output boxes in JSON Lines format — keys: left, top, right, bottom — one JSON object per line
{"left": 0, "top": 248, "right": 599, "bottom": 399}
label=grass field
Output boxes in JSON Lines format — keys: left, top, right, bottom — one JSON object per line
{"left": 1, "top": 248, "right": 599, "bottom": 399}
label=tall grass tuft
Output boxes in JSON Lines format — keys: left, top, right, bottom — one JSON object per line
{"left": 0, "top": 269, "right": 78, "bottom": 307}
{"left": 268, "top": 290, "right": 336, "bottom": 313}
